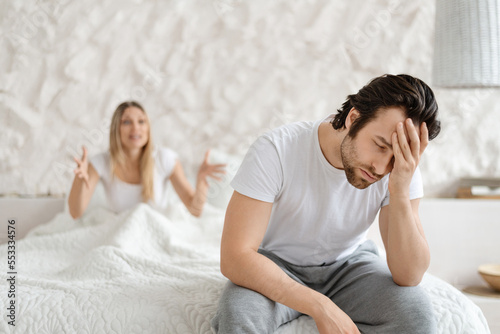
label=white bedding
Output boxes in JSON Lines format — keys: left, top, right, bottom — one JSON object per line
{"left": 0, "top": 203, "right": 490, "bottom": 334}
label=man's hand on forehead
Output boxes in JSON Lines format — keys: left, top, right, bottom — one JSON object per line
{"left": 398, "top": 119, "right": 428, "bottom": 157}
{"left": 388, "top": 118, "right": 428, "bottom": 195}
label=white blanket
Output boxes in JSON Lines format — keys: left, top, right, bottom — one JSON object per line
{"left": 0, "top": 204, "right": 490, "bottom": 333}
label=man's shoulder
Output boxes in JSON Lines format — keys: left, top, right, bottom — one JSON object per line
{"left": 262, "top": 120, "right": 317, "bottom": 145}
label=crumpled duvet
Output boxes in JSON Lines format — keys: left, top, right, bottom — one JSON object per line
{"left": 0, "top": 204, "right": 490, "bottom": 333}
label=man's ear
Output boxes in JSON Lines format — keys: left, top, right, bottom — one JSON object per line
{"left": 345, "top": 108, "right": 360, "bottom": 130}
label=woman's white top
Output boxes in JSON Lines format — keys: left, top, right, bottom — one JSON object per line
{"left": 89, "top": 147, "right": 178, "bottom": 213}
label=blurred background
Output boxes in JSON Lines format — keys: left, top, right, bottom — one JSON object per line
{"left": 1, "top": 0, "right": 499, "bottom": 198}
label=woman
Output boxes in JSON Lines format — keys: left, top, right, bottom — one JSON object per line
{"left": 68, "top": 101, "right": 225, "bottom": 219}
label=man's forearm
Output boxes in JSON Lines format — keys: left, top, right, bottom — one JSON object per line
{"left": 221, "top": 249, "right": 330, "bottom": 319}
{"left": 385, "top": 196, "right": 430, "bottom": 286}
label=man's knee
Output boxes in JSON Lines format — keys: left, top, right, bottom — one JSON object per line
{"left": 385, "top": 284, "right": 437, "bottom": 333}
{"left": 211, "top": 281, "right": 276, "bottom": 334}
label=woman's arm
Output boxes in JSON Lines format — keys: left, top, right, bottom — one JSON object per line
{"left": 68, "top": 146, "right": 100, "bottom": 219}
{"left": 169, "top": 150, "right": 225, "bottom": 217}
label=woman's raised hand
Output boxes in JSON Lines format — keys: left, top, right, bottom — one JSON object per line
{"left": 73, "top": 146, "right": 90, "bottom": 188}
{"left": 196, "top": 149, "right": 226, "bottom": 186}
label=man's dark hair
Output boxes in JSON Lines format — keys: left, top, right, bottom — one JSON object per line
{"left": 331, "top": 74, "right": 441, "bottom": 140}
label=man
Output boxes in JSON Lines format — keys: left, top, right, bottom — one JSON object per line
{"left": 212, "top": 74, "right": 441, "bottom": 333}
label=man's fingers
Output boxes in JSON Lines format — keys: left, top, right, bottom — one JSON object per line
{"left": 419, "top": 122, "right": 429, "bottom": 156}
{"left": 396, "top": 122, "right": 411, "bottom": 161}
{"left": 392, "top": 132, "right": 402, "bottom": 162}
{"left": 405, "top": 119, "right": 420, "bottom": 161}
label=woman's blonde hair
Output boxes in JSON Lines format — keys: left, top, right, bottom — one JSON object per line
{"left": 109, "top": 101, "right": 155, "bottom": 203}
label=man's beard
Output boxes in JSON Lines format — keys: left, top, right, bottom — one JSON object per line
{"left": 340, "top": 134, "right": 381, "bottom": 189}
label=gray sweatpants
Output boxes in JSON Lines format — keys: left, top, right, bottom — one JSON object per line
{"left": 211, "top": 240, "right": 436, "bottom": 333}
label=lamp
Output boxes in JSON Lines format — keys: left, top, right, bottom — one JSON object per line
{"left": 433, "top": 0, "right": 500, "bottom": 87}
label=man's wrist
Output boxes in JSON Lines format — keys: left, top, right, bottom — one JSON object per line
{"left": 305, "top": 291, "right": 332, "bottom": 319}
{"left": 388, "top": 181, "right": 411, "bottom": 198}
{"left": 389, "top": 191, "right": 411, "bottom": 202}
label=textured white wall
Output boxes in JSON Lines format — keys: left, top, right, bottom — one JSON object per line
{"left": 1, "top": 0, "right": 499, "bottom": 197}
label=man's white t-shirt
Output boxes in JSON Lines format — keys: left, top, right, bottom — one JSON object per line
{"left": 231, "top": 115, "right": 423, "bottom": 266}
{"left": 90, "top": 147, "right": 178, "bottom": 213}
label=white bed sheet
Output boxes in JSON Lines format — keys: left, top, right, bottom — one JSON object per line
{"left": 0, "top": 203, "right": 490, "bottom": 333}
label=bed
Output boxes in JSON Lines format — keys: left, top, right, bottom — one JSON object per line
{"left": 0, "top": 189, "right": 491, "bottom": 334}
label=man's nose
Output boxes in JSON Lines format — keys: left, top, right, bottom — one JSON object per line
{"left": 372, "top": 153, "right": 393, "bottom": 176}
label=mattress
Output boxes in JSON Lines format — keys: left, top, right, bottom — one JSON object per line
{"left": 0, "top": 203, "right": 490, "bottom": 333}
